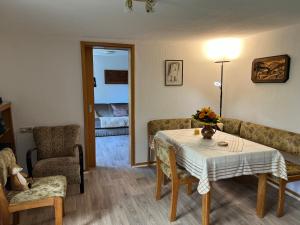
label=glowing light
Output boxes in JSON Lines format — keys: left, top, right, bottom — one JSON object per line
{"left": 204, "top": 38, "right": 242, "bottom": 62}
{"left": 214, "top": 81, "right": 221, "bottom": 87}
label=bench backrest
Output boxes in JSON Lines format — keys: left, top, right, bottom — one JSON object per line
{"left": 240, "top": 122, "right": 300, "bottom": 156}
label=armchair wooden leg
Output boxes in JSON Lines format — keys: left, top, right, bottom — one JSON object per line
{"left": 155, "top": 160, "right": 163, "bottom": 200}
{"left": 12, "top": 212, "right": 19, "bottom": 225}
{"left": 187, "top": 181, "right": 193, "bottom": 196}
{"left": 277, "top": 179, "right": 287, "bottom": 217}
{"left": 169, "top": 181, "right": 179, "bottom": 222}
{"left": 54, "top": 197, "right": 63, "bottom": 225}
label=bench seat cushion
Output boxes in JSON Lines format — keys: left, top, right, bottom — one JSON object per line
{"left": 286, "top": 161, "right": 300, "bottom": 176}
{"left": 8, "top": 175, "right": 67, "bottom": 204}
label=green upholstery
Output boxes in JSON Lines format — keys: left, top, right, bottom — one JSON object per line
{"left": 240, "top": 122, "right": 300, "bottom": 156}
{"left": 7, "top": 176, "right": 67, "bottom": 204}
{"left": 286, "top": 161, "right": 300, "bottom": 176}
{"left": 148, "top": 119, "right": 191, "bottom": 136}
{"left": 154, "top": 138, "right": 191, "bottom": 179}
{"left": 33, "top": 125, "right": 80, "bottom": 160}
{"left": 32, "top": 157, "right": 80, "bottom": 184}
{"left": 221, "top": 118, "right": 242, "bottom": 135}
{"left": 0, "top": 148, "right": 17, "bottom": 186}
{"left": 191, "top": 119, "right": 203, "bottom": 128}
{"left": 32, "top": 125, "right": 82, "bottom": 185}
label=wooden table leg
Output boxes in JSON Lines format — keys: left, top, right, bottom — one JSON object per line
{"left": 256, "top": 174, "right": 267, "bottom": 218}
{"left": 202, "top": 191, "right": 211, "bottom": 225}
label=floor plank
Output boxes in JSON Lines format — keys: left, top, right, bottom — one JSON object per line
{"left": 18, "top": 135, "right": 300, "bottom": 225}
{"left": 18, "top": 167, "right": 300, "bottom": 225}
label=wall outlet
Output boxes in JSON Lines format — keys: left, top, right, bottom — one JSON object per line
{"left": 19, "top": 127, "right": 33, "bottom": 133}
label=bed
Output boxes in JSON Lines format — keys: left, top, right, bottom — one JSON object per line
{"left": 95, "top": 103, "right": 129, "bottom": 137}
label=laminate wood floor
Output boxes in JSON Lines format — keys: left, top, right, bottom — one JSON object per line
{"left": 19, "top": 165, "right": 300, "bottom": 225}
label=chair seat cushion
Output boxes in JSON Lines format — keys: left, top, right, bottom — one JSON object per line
{"left": 7, "top": 175, "right": 67, "bottom": 204}
{"left": 286, "top": 161, "right": 300, "bottom": 176}
{"left": 33, "top": 157, "right": 80, "bottom": 184}
{"left": 160, "top": 163, "right": 192, "bottom": 180}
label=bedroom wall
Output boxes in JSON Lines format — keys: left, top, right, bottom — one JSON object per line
{"left": 223, "top": 24, "right": 300, "bottom": 194}
{"left": 93, "top": 51, "right": 129, "bottom": 103}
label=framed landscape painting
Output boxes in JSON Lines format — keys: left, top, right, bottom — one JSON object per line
{"left": 251, "top": 55, "right": 290, "bottom": 83}
{"left": 165, "top": 60, "right": 183, "bottom": 86}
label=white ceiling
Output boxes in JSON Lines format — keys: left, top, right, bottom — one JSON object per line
{"left": 1, "top": 0, "right": 300, "bottom": 40}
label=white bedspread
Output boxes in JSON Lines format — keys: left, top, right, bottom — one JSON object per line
{"left": 99, "top": 116, "right": 129, "bottom": 128}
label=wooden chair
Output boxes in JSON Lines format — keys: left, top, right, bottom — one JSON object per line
{"left": 276, "top": 161, "right": 300, "bottom": 217}
{"left": 0, "top": 148, "right": 67, "bottom": 225}
{"left": 154, "top": 138, "right": 198, "bottom": 222}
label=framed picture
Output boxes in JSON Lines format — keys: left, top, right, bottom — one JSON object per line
{"left": 251, "top": 55, "right": 290, "bottom": 83}
{"left": 165, "top": 60, "right": 183, "bottom": 86}
{"left": 104, "top": 70, "right": 128, "bottom": 84}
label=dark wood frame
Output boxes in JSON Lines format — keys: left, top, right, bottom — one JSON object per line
{"left": 104, "top": 70, "right": 128, "bottom": 84}
{"left": 165, "top": 60, "right": 183, "bottom": 86}
{"left": 0, "top": 103, "right": 16, "bottom": 152}
{"left": 251, "top": 55, "right": 290, "bottom": 83}
{"left": 81, "top": 41, "right": 136, "bottom": 168}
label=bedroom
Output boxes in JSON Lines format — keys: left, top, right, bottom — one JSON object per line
{"left": 93, "top": 48, "right": 130, "bottom": 167}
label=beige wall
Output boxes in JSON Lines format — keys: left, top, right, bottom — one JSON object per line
{"left": 224, "top": 24, "right": 300, "bottom": 194}
{"left": 1, "top": 24, "right": 300, "bottom": 194}
{"left": 0, "top": 35, "right": 219, "bottom": 168}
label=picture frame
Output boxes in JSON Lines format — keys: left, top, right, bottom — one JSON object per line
{"left": 165, "top": 60, "right": 183, "bottom": 86}
{"left": 251, "top": 55, "right": 290, "bottom": 83}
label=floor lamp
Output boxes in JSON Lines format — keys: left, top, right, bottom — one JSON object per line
{"left": 205, "top": 38, "right": 242, "bottom": 117}
{"left": 214, "top": 60, "right": 230, "bottom": 117}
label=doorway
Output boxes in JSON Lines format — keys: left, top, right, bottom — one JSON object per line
{"left": 81, "top": 42, "right": 135, "bottom": 169}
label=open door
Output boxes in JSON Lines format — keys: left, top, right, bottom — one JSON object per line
{"left": 81, "top": 44, "right": 96, "bottom": 169}
{"left": 81, "top": 42, "right": 135, "bottom": 169}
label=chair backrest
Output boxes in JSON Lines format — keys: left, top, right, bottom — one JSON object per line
{"left": 240, "top": 122, "right": 300, "bottom": 156}
{"left": 33, "top": 125, "right": 80, "bottom": 160}
{"left": 154, "top": 138, "right": 177, "bottom": 179}
{"left": 0, "top": 148, "right": 16, "bottom": 187}
{"left": 221, "top": 118, "right": 242, "bottom": 135}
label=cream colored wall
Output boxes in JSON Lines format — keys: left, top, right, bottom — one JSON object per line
{"left": 0, "top": 35, "right": 219, "bottom": 168}
{"left": 224, "top": 24, "right": 300, "bottom": 194}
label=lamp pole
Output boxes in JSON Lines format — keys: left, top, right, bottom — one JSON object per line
{"left": 215, "top": 60, "right": 230, "bottom": 117}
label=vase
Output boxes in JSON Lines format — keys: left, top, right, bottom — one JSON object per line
{"left": 201, "top": 125, "right": 215, "bottom": 139}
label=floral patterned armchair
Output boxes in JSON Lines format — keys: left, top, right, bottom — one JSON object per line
{"left": 0, "top": 148, "right": 67, "bottom": 225}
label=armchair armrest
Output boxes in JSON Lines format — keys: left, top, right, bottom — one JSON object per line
{"left": 73, "top": 144, "right": 84, "bottom": 193}
{"left": 26, "top": 148, "right": 38, "bottom": 177}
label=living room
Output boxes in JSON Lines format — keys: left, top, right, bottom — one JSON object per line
{"left": 0, "top": 1, "right": 300, "bottom": 225}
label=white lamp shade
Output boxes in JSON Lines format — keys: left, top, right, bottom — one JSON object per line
{"left": 204, "top": 38, "right": 242, "bottom": 62}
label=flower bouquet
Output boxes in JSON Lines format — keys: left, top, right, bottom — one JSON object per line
{"left": 192, "top": 107, "right": 220, "bottom": 139}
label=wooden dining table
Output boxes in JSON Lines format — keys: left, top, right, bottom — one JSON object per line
{"left": 155, "top": 128, "right": 287, "bottom": 225}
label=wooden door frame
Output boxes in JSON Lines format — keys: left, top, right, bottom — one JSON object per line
{"left": 81, "top": 41, "right": 136, "bottom": 169}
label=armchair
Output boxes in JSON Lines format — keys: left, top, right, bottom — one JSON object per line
{"left": 26, "top": 125, "right": 84, "bottom": 194}
{"left": 0, "top": 148, "right": 67, "bottom": 225}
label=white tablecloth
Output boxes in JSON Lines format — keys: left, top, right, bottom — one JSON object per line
{"left": 155, "top": 129, "right": 287, "bottom": 194}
